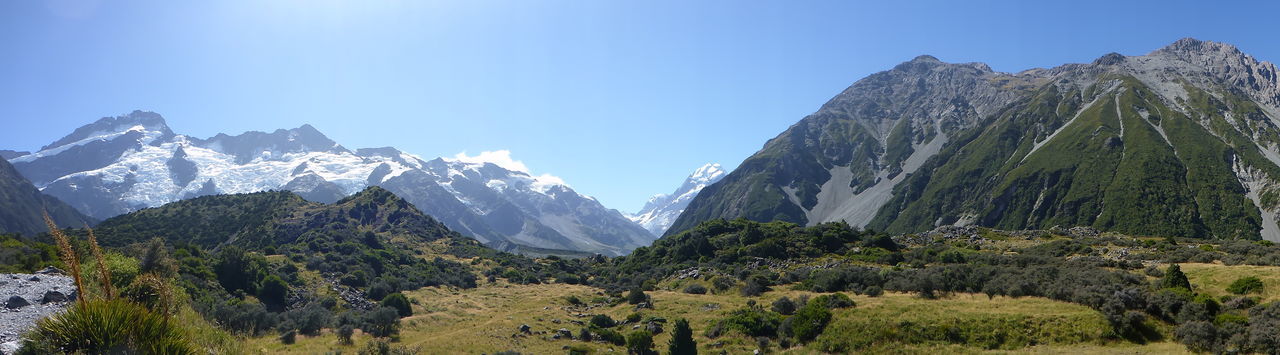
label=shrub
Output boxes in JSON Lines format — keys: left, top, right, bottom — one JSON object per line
{"left": 279, "top": 330, "right": 296, "bottom": 345}
{"left": 565, "top": 295, "right": 584, "bottom": 306}
{"left": 338, "top": 325, "right": 355, "bottom": 345}
{"left": 771, "top": 297, "right": 796, "bottom": 315}
{"left": 18, "top": 299, "right": 195, "bottom": 354}
{"left": 682, "top": 284, "right": 708, "bottom": 294}
{"left": 257, "top": 275, "right": 290, "bottom": 309}
{"left": 740, "top": 278, "right": 767, "bottom": 297}
{"left": 627, "top": 289, "right": 647, "bottom": 305}
{"left": 722, "top": 306, "right": 782, "bottom": 337}
{"left": 382, "top": 293, "right": 413, "bottom": 317}
{"left": 1227, "top": 276, "right": 1265, "bottom": 295}
{"left": 791, "top": 301, "right": 833, "bottom": 342}
{"left": 288, "top": 304, "right": 333, "bottom": 336}
{"left": 591, "top": 326, "right": 626, "bottom": 346}
{"left": 813, "top": 293, "right": 855, "bottom": 309}
{"left": 567, "top": 344, "right": 593, "bottom": 355}
{"left": 364, "top": 306, "right": 401, "bottom": 338}
{"left": 137, "top": 237, "right": 177, "bottom": 277}
{"left": 1174, "top": 321, "right": 1219, "bottom": 353}
{"left": 121, "top": 273, "right": 174, "bottom": 315}
{"left": 711, "top": 276, "right": 735, "bottom": 292}
{"left": 667, "top": 318, "right": 696, "bottom": 355}
{"left": 625, "top": 331, "right": 653, "bottom": 354}
{"left": 590, "top": 314, "right": 617, "bottom": 328}
{"left": 1160, "top": 264, "right": 1192, "bottom": 291}
{"left": 864, "top": 286, "right": 884, "bottom": 297}
{"left": 625, "top": 312, "right": 643, "bottom": 323}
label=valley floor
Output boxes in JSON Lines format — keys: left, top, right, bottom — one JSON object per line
{"left": 245, "top": 281, "right": 1192, "bottom": 354}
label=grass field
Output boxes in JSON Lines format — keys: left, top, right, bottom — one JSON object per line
{"left": 244, "top": 279, "right": 1193, "bottom": 354}
{"left": 1179, "top": 262, "right": 1280, "bottom": 302}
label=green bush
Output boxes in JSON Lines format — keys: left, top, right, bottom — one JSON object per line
{"left": 591, "top": 326, "right": 626, "bottom": 346}
{"left": 625, "top": 331, "right": 653, "bottom": 354}
{"left": 668, "top": 318, "right": 696, "bottom": 355}
{"left": 257, "top": 275, "right": 290, "bottom": 309}
{"left": 590, "top": 314, "right": 616, "bottom": 328}
{"left": 682, "top": 284, "right": 708, "bottom": 294}
{"left": 1227, "top": 276, "right": 1265, "bottom": 295}
{"left": 627, "top": 288, "right": 648, "bottom": 305}
{"left": 771, "top": 297, "right": 797, "bottom": 315}
{"left": 722, "top": 306, "right": 782, "bottom": 337}
{"left": 338, "top": 324, "right": 355, "bottom": 345}
{"left": 382, "top": 293, "right": 413, "bottom": 317}
{"left": 792, "top": 301, "right": 833, "bottom": 342}
{"left": 1160, "top": 264, "right": 1192, "bottom": 291}
{"left": 813, "top": 293, "right": 856, "bottom": 309}
{"left": 364, "top": 306, "right": 401, "bottom": 338}
{"left": 18, "top": 299, "right": 195, "bottom": 354}
{"left": 121, "top": 273, "right": 174, "bottom": 315}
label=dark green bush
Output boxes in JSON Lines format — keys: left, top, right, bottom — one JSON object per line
{"left": 1227, "top": 276, "right": 1264, "bottom": 295}
{"left": 382, "top": 293, "right": 413, "bottom": 317}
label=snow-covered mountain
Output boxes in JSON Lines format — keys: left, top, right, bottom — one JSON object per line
{"left": 628, "top": 163, "right": 725, "bottom": 236}
{"left": 8, "top": 111, "right": 654, "bottom": 255}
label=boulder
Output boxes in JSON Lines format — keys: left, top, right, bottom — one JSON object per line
{"left": 5, "top": 296, "right": 30, "bottom": 309}
{"left": 41, "top": 290, "right": 69, "bottom": 304}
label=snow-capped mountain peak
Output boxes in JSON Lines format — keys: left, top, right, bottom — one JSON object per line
{"left": 629, "top": 163, "right": 727, "bottom": 236}
{"left": 8, "top": 114, "right": 654, "bottom": 256}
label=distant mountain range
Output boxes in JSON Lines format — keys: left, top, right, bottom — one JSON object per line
{"left": 671, "top": 38, "right": 1280, "bottom": 242}
{"left": 627, "top": 163, "right": 725, "bottom": 236}
{"left": 5, "top": 113, "right": 654, "bottom": 255}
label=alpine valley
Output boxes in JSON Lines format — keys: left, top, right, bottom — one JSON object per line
{"left": 9, "top": 38, "right": 1280, "bottom": 355}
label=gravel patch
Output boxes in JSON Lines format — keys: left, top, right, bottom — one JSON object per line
{"left": 0, "top": 270, "right": 74, "bottom": 354}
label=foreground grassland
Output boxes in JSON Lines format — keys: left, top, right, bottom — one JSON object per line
{"left": 247, "top": 281, "right": 1190, "bottom": 354}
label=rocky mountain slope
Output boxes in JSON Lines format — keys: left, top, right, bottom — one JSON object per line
{"left": 628, "top": 163, "right": 725, "bottom": 236}
{"left": 671, "top": 38, "right": 1280, "bottom": 241}
{"left": 0, "top": 157, "right": 91, "bottom": 235}
{"left": 6, "top": 114, "right": 653, "bottom": 255}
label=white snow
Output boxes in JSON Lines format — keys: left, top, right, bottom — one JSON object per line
{"left": 10, "top": 125, "right": 162, "bottom": 163}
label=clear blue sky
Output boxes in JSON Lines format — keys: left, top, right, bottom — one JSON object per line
{"left": 2, "top": 0, "right": 1277, "bottom": 212}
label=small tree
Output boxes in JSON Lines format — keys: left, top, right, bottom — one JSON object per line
{"left": 364, "top": 306, "right": 401, "bottom": 337}
{"left": 1227, "top": 276, "right": 1265, "bottom": 295}
{"left": 337, "top": 324, "right": 354, "bottom": 345}
{"left": 627, "top": 288, "right": 647, "bottom": 305}
{"left": 791, "top": 301, "right": 833, "bottom": 342}
{"left": 382, "top": 293, "right": 413, "bottom": 317}
{"left": 257, "top": 275, "right": 290, "bottom": 309}
{"left": 668, "top": 318, "right": 697, "bottom": 355}
{"left": 625, "top": 331, "right": 653, "bottom": 354}
{"left": 1160, "top": 264, "right": 1192, "bottom": 291}
{"left": 771, "top": 297, "right": 796, "bottom": 315}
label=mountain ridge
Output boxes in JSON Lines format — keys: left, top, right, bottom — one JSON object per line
{"left": 7, "top": 112, "right": 653, "bottom": 255}
{"left": 670, "top": 38, "right": 1280, "bottom": 241}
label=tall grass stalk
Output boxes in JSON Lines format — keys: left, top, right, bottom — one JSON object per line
{"left": 42, "top": 211, "right": 85, "bottom": 305}
{"left": 86, "top": 225, "right": 115, "bottom": 299}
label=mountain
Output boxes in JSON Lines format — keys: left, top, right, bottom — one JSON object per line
{"left": 0, "top": 157, "right": 91, "bottom": 235}
{"left": 7, "top": 112, "right": 654, "bottom": 255}
{"left": 628, "top": 163, "right": 725, "bottom": 236}
{"left": 670, "top": 38, "right": 1280, "bottom": 241}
